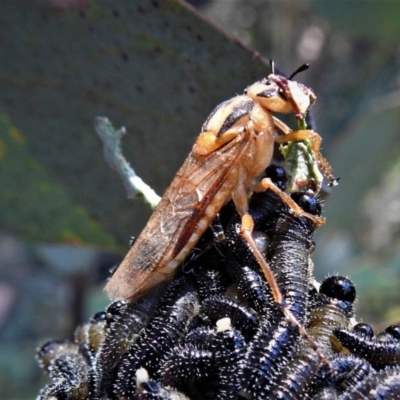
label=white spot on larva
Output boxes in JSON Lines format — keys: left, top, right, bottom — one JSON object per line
{"left": 136, "top": 367, "right": 149, "bottom": 386}
{"left": 216, "top": 317, "right": 231, "bottom": 332}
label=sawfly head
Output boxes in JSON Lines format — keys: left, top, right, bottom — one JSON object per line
{"left": 258, "top": 60, "right": 317, "bottom": 120}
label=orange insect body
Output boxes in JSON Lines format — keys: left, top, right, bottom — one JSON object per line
{"left": 105, "top": 72, "right": 317, "bottom": 302}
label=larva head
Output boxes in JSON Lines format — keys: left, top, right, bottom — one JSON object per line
{"left": 244, "top": 63, "right": 316, "bottom": 120}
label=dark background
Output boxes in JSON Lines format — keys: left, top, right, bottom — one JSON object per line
{"left": 1, "top": 0, "right": 400, "bottom": 398}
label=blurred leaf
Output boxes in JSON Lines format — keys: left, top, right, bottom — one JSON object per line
{"left": 347, "top": 262, "right": 400, "bottom": 323}
{"left": 312, "top": 1, "right": 400, "bottom": 40}
{"left": 0, "top": 341, "right": 41, "bottom": 399}
{"left": 323, "top": 105, "right": 400, "bottom": 231}
{"left": 0, "top": 112, "right": 116, "bottom": 246}
{"left": 0, "top": 0, "right": 270, "bottom": 247}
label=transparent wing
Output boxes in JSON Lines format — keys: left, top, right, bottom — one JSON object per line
{"left": 105, "top": 133, "right": 250, "bottom": 301}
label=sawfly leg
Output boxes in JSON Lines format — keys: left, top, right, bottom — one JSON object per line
{"left": 256, "top": 176, "right": 325, "bottom": 227}
{"left": 239, "top": 189, "right": 329, "bottom": 366}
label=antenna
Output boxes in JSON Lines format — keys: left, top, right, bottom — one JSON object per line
{"left": 269, "top": 59, "right": 275, "bottom": 74}
{"left": 289, "top": 63, "right": 309, "bottom": 80}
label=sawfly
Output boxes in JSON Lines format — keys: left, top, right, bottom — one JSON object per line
{"left": 105, "top": 61, "right": 335, "bottom": 356}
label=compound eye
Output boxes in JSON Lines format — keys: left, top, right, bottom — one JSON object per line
{"left": 278, "top": 88, "right": 287, "bottom": 101}
{"left": 319, "top": 276, "right": 356, "bottom": 303}
{"left": 260, "top": 78, "right": 272, "bottom": 86}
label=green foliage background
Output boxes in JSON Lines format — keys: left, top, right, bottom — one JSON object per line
{"left": 1, "top": 0, "right": 400, "bottom": 397}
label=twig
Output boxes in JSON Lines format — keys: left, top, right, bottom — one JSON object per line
{"left": 94, "top": 117, "right": 161, "bottom": 209}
